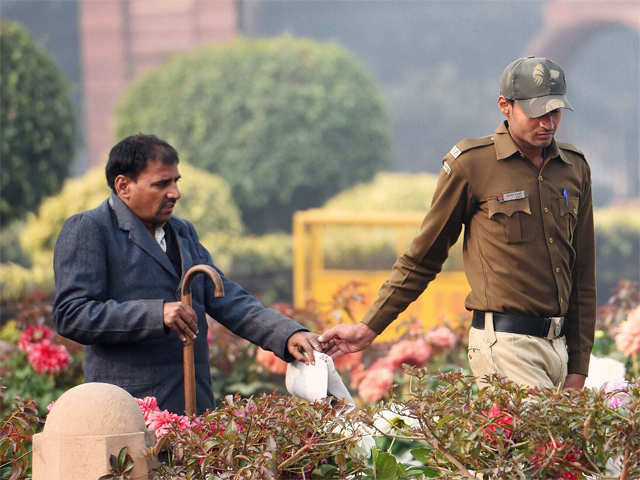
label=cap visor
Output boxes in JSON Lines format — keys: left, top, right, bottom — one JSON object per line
{"left": 516, "top": 95, "right": 574, "bottom": 118}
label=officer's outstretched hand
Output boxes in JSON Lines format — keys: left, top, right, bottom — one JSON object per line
{"left": 318, "top": 323, "right": 377, "bottom": 359}
{"left": 163, "top": 301, "right": 198, "bottom": 343}
{"left": 287, "top": 331, "right": 322, "bottom": 365}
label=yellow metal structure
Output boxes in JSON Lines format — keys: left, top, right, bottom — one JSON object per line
{"left": 293, "top": 209, "right": 471, "bottom": 342}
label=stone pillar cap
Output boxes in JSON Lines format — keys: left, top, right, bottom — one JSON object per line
{"left": 44, "top": 382, "right": 146, "bottom": 436}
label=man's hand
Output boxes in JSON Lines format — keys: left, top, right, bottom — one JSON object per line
{"left": 318, "top": 323, "right": 377, "bottom": 359}
{"left": 287, "top": 331, "right": 322, "bottom": 365}
{"left": 563, "top": 373, "right": 586, "bottom": 390}
{"left": 163, "top": 301, "right": 198, "bottom": 343}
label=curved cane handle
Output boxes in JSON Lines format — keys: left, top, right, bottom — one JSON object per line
{"left": 180, "top": 265, "right": 225, "bottom": 416}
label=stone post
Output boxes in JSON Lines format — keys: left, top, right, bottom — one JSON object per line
{"left": 32, "top": 382, "right": 156, "bottom": 479}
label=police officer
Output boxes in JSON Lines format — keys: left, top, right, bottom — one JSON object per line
{"left": 319, "top": 57, "right": 596, "bottom": 391}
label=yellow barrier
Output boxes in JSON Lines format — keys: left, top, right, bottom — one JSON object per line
{"left": 293, "top": 209, "right": 470, "bottom": 341}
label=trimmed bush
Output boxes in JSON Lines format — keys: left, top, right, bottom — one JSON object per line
{"left": 321, "top": 172, "right": 464, "bottom": 271}
{"left": 323, "top": 172, "right": 439, "bottom": 212}
{"left": 114, "top": 35, "right": 390, "bottom": 233}
{"left": 0, "top": 21, "right": 75, "bottom": 225}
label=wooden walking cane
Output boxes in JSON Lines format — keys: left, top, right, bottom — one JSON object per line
{"left": 180, "top": 265, "right": 224, "bottom": 416}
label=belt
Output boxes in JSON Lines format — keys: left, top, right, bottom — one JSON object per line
{"left": 472, "top": 311, "right": 566, "bottom": 339}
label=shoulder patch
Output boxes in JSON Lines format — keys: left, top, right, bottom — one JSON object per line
{"left": 447, "top": 136, "right": 494, "bottom": 160}
{"left": 558, "top": 142, "right": 586, "bottom": 159}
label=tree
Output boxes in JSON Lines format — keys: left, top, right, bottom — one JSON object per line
{"left": 115, "top": 35, "right": 390, "bottom": 233}
{"left": 0, "top": 20, "right": 75, "bottom": 226}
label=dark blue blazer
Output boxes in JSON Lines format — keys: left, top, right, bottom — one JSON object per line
{"left": 53, "top": 193, "right": 304, "bottom": 414}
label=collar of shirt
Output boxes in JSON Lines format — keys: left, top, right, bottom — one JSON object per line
{"left": 493, "top": 121, "right": 571, "bottom": 165}
{"left": 154, "top": 225, "right": 167, "bottom": 252}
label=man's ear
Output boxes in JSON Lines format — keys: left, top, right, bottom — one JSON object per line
{"left": 497, "top": 96, "right": 512, "bottom": 117}
{"left": 114, "top": 175, "right": 131, "bottom": 200}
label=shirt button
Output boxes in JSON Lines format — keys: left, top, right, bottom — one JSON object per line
{"left": 548, "top": 237, "right": 554, "bottom": 244}
{"left": 555, "top": 267, "right": 561, "bottom": 273}
{"left": 544, "top": 207, "right": 550, "bottom": 213}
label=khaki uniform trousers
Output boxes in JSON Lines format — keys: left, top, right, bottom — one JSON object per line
{"left": 467, "top": 312, "right": 568, "bottom": 389}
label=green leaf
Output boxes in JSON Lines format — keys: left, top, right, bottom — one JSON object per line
{"left": 403, "top": 466, "right": 441, "bottom": 478}
{"left": 311, "top": 463, "right": 338, "bottom": 478}
{"left": 375, "top": 451, "right": 399, "bottom": 480}
{"left": 117, "top": 446, "right": 128, "bottom": 468}
{"left": 410, "top": 447, "right": 433, "bottom": 464}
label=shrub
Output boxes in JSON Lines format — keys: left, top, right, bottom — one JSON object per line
{"left": 220, "top": 233, "right": 293, "bottom": 305}
{"left": 0, "top": 20, "right": 75, "bottom": 225}
{"left": 595, "top": 203, "right": 640, "bottom": 303}
{"left": 323, "top": 172, "right": 439, "bottom": 212}
{"left": 114, "top": 35, "right": 391, "bottom": 233}
{"left": 320, "top": 172, "right": 464, "bottom": 271}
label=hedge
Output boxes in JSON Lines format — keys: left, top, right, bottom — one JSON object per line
{"left": 0, "top": 20, "right": 75, "bottom": 225}
{"left": 114, "top": 35, "right": 390, "bottom": 234}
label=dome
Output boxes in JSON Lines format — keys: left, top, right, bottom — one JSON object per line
{"left": 44, "top": 383, "right": 146, "bottom": 436}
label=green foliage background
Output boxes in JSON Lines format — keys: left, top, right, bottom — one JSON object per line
{"left": 0, "top": 20, "right": 75, "bottom": 226}
{"left": 594, "top": 205, "right": 640, "bottom": 304}
{"left": 114, "top": 35, "right": 390, "bottom": 234}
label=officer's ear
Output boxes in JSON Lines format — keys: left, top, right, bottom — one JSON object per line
{"left": 114, "top": 175, "right": 132, "bottom": 200}
{"left": 497, "top": 96, "right": 513, "bottom": 118}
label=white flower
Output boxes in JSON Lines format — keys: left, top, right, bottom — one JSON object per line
{"left": 584, "top": 354, "right": 626, "bottom": 390}
{"left": 372, "top": 405, "right": 420, "bottom": 434}
{"left": 350, "top": 430, "right": 376, "bottom": 460}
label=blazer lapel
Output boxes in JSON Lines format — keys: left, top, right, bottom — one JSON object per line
{"left": 168, "top": 218, "right": 194, "bottom": 275}
{"left": 109, "top": 193, "right": 179, "bottom": 279}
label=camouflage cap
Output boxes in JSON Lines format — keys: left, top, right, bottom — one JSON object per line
{"left": 499, "top": 56, "right": 573, "bottom": 118}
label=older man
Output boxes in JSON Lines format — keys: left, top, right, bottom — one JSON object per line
{"left": 54, "top": 134, "right": 320, "bottom": 414}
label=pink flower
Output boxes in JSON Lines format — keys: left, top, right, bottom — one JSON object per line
{"left": 358, "top": 366, "right": 394, "bottom": 403}
{"left": 136, "top": 396, "right": 159, "bottom": 421}
{"left": 387, "top": 339, "right": 431, "bottom": 369}
{"left": 18, "top": 325, "right": 54, "bottom": 352}
{"left": 47, "top": 401, "right": 55, "bottom": 412}
{"left": 256, "top": 348, "right": 287, "bottom": 375}
{"left": 27, "top": 340, "right": 71, "bottom": 373}
{"left": 604, "top": 380, "right": 630, "bottom": 409}
{"left": 426, "top": 326, "right": 457, "bottom": 350}
{"left": 147, "top": 409, "right": 190, "bottom": 439}
{"left": 616, "top": 306, "right": 640, "bottom": 357}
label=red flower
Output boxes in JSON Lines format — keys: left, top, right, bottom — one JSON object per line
{"left": 256, "top": 348, "right": 287, "bottom": 375}
{"left": 531, "top": 440, "right": 585, "bottom": 480}
{"left": 27, "top": 340, "right": 71, "bottom": 373}
{"left": 18, "top": 325, "right": 54, "bottom": 352}
{"left": 481, "top": 405, "right": 514, "bottom": 445}
{"left": 387, "top": 339, "right": 431, "bottom": 369}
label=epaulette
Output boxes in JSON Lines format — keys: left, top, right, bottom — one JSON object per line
{"left": 558, "top": 142, "right": 586, "bottom": 159}
{"left": 446, "top": 136, "right": 494, "bottom": 160}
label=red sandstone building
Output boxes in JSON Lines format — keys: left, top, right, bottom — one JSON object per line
{"left": 81, "top": 0, "right": 237, "bottom": 163}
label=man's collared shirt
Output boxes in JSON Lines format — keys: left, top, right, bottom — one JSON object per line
{"left": 362, "top": 121, "right": 596, "bottom": 375}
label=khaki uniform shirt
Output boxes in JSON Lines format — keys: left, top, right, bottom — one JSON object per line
{"left": 363, "top": 121, "right": 596, "bottom": 376}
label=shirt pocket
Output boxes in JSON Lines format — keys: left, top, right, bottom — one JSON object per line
{"left": 559, "top": 195, "right": 579, "bottom": 243}
{"left": 487, "top": 196, "right": 532, "bottom": 244}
